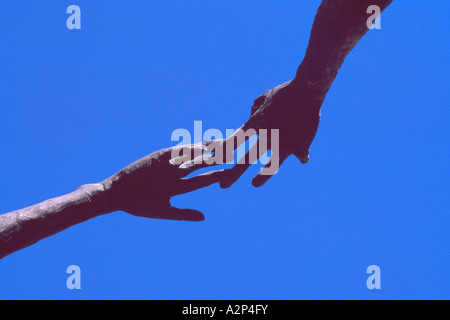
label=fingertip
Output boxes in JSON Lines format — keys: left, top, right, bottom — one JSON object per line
{"left": 299, "top": 155, "right": 310, "bottom": 164}
{"left": 218, "top": 169, "right": 233, "bottom": 189}
{"left": 251, "top": 178, "right": 261, "bottom": 188}
{"left": 170, "top": 208, "right": 205, "bottom": 222}
{"left": 251, "top": 173, "right": 270, "bottom": 188}
{"left": 294, "top": 150, "right": 310, "bottom": 164}
{"left": 219, "top": 180, "right": 232, "bottom": 189}
{"left": 186, "top": 210, "right": 205, "bottom": 222}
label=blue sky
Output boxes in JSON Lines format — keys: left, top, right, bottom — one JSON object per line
{"left": 0, "top": 1, "right": 448, "bottom": 299}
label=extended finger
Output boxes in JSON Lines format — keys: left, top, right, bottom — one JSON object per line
{"left": 173, "top": 169, "right": 225, "bottom": 196}
{"left": 169, "top": 141, "right": 211, "bottom": 166}
{"left": 212, "top": 125, "right": 259, "bottom": 165}
{"left": 159, "top": 207, "right": 205, "bottom": 222}
{"left": 170, "top": 140, "right": 225, "bottom": 178}
{"left": 176, "top": 141, "right": 224, "bottom": 175}
{"left": 219, "top": 140, "right": 262, "bottom": 189}
{"left": 251, "top": 151, "right": 290, "bottom": 188}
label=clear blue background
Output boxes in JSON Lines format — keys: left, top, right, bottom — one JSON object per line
{"left": 0, "top": 0, "right": 448, "bottom": 299}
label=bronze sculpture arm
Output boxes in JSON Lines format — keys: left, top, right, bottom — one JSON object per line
{"left": 0, "top": 142, "right": 222, "bottom": 260}
{"left": 219, "top": 0, "right": 394, "bottom": 188}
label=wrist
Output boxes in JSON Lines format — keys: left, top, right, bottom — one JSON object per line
{"left": 79, "top": 182, "right": 117, "bottom": 216}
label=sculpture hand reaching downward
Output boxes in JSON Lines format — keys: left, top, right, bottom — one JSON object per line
{"left": 218, "top": 0, "right": 393, "bottom": 189}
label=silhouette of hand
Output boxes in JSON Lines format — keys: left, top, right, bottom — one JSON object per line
{"left": 101, "top": 141, "right": 223, "bottom": 221}
{"left": 220, "top": 79, "right": 321, "bottom": 188}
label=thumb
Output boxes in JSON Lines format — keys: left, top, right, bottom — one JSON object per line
{"left": 123, "top": 206, "right": 205, "bottom": 222}
{"left": 163, "top": 207, "right": 205, "bottom": 222}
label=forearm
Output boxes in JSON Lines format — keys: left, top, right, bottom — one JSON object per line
{"left": 294, "top": 0, "right": 393, "bottom": 107}
{"left": 0, "top": 183, "right": 114, "bottom": 260}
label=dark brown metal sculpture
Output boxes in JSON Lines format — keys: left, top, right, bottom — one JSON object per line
{"left": 220, "top": 0, "right": 393, "bottom": 188}
{"left": 0, "top": 142, "right": 223, "bottom": 259}
{"left": 0, "top": 0, "right": 394, "bottom": 260}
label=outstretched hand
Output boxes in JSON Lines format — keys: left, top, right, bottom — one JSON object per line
{"left": 219, "top": 79, "right": 321, "bottom": 189}
{"left": 101, "top": 141, "right": 223, "bottom": 221}
{"left": 215, "top": 0, "right": 395, "bottom": 189}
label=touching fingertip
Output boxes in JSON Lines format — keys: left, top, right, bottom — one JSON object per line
{"left": 252, "top": 173, "right": 272, "bottom": 188}
{"left": 251, "top": 176, "right": 263, "bottom": 188}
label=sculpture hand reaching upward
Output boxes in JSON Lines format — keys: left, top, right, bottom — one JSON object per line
{"left": 102, "top": 141, "right": 223, "bottom": 221}
{"left": 0, "top": 141, "right": 223, "bottom": 259}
